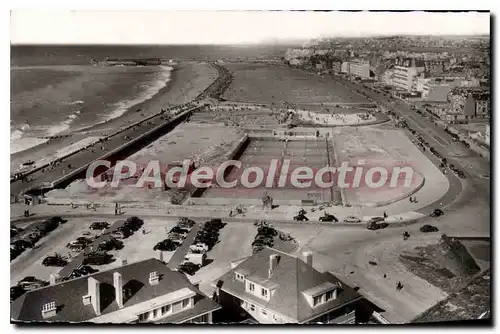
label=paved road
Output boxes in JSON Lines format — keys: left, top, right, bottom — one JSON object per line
{"left": 167, "top": 225, "right": 201, "bottom": 269}
{"left": 10, "top": 107, "right": 197, "bottom": 197}
{"left": 336, "top": 77, "right": 490, "bottom": 199}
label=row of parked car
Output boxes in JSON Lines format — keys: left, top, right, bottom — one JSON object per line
{"left": 177, "top": 219, "right": 226, "bottom": 276}
{"left": 11, "top": 216, "right": 66, "bottom": 261}
{"left": 154, "top": 218, "right": 196, "bottom": 252}
{"left": 405, "top": 122, "right": 467, "bottom": 179}
{"left": 252, "top": 223, "right": 277, "bottom": 254}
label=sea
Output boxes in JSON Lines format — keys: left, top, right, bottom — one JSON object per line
{"left": 10, "top": 44, "right": 291, "bottom": 155}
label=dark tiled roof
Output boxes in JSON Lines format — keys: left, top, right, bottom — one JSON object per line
{"left": 216, "top": 247, "right": 361, "bottom": 323}
{"left": 11, "top": 258, "right": 219, "bottom": 323}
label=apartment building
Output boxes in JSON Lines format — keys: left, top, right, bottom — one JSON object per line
{"left": 11, "top": 258, "right": 220, "bottom": 323}
{"left": 348, "top": 59, "right": 371, "bottom": 79}
{"left": 213, "top": 247, "right": 375, "bottom": 324}
{"left": 449, "top": 88, "right": 491, "bottom": 121}
{"left": 392, "top": 66, "right": 424, "bottom": 92}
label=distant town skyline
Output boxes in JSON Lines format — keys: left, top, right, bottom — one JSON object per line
{"left": 11, "top": 10, "right": 490, "bottom": 45}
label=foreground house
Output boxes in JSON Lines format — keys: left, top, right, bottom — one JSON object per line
{"left": 213, "top": 247, "right": 377, "bottom": 324}
{"left": 11, "top": 258, "right": 220, "bottom": 323}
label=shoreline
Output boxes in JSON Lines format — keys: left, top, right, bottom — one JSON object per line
{"left": 10, "top": 62, "right": 218, "bottom": 174}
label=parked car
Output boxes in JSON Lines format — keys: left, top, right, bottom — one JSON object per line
{"left": 83, "top": 252, "right": 113, "bottom": 265}
{"left": 10, "top": 227, "right": 23, "bottom": 238}
{"left": 343, "top": 215, "right": 362, "bottom": 223}
{"left": 11, "top": 239, "right": 33, "bottom": 250}
{"left": 154, "top": 239, "right": 180, "bottom": 251}
{"left": 170, "top": 226, "right": 189, "bottom": 235}
{"left": 189, "top": 243, "right": 208, "bottom": 253}
{"left": 430, "top": 209, "right": 444, "bottom": 217}
{"left": 97, "top": 238, "right": 124, "bottom": 251}
{"left": 11, "top": 286, "right": 27, "bottom": 302}
{"left": 66, "top": 241, "right": 87, "bottom": 251}
{"left": 319, "top": 213, "right": 338, "bottom": 222}
{"left": 366, "top": 220, "right": 389, "bottom": 230}
{"left": 112, "top": 227, "right": 133, "bottom": 239}
{"left": 293, "top": 213, "right": 309, "bottom": 221}
{"left": 11, "top": 247, "right": 23, "bottom": 261}
{"left": 76, "top": 237, "right": 93, "bottom": 244}
{"left": 177, "top": 217, "right": 196, "bottom": 229}
{"left": 124, "top": 217, "right": 144, "bottom": 231}
{"left": 17, "top": 276, "right": 49, "bottom": 290}
{"left": 90, "top": 221, "right": 109, "bottom": 230}
{"left": 42, "top": 255, "right": 67, "bottom": 267}
{"left": 205, "top": 219, "right": 225, "bottom": 230}
{"left": 177, "top": 262, "right": 201, "bottom": 276}
{"left": 78, "top": 265, "right": 98, "bottom": 274}
{"left": 420, "top": 225, "right": 439, "bottom": 233}
{"left": 48, "top": 216, "right": 66, "bottom": 224}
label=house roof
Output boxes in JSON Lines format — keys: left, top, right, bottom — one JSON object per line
{"left": 11, "top": 258, "right": 219, "bottom": 323}
{"left": 427, "top": 85, "right": 452, "bottom": 103}
{"left": 216, "top": 247, "right": 361, "bottom": 323}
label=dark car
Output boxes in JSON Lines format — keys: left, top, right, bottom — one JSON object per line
{"left": 117, "top": 226, "right": 134, "bottom": 238}
{"left": 11, "top": 247, "right": 23, "bottom": 261}
{"left": 257, "top": 226, "right": 278, "bottom": 236}
{"left": 125, "top": 217, "right": 144, "bottom": 231}
{"left": 67, "top": 241, "right": 87, "bottom": 251}
{"left": 430, "top": 209, "right": 444, "bottom": 217}
{"left": 78, "top": 265, "right": 99, "bottom": 275}
{"left": 11, "top": 286, "right": 27, "bottom": 302}
{"left": 12, "top": 239, "right": 33, "bottom": 250}
{"left": 17, "top": 276, "right": 49, "bottom": 290}
{"left": 205, "top": 219, "right": 225, "bottom": 230}
{"left": 293, "top": 214, "right": 309, "bottom": 221}
{"left": 90, "top": 221, "right": 109, "bottom": 230}
{"left": 42, "top": 256, "right": 67, "bottom": 267}
{"left": 177, "top": 262, "right": 201, "bottom": 276}
{"left": 319, "top": 213, "right": 339, "bottom": 222}
{"left": 49, "top": 216, "right": 66, "bottom": 224}
{"left": 170, "top": 226, "right": 189, "bottom": 235}
{"left": 83, "top": 252, "right": 113, "bottom": 265}
{"left": 420, "top": 225, "right": 439, "bottom": 233}
{"left": 97, "top": 238, "right": 124, "bottom": 251}
{"left": 154, "top": 239, "right": 179, "bottom": 251}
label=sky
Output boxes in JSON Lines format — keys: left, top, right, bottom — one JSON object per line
{"left": 10, "top": 11, "right": 490, "bottom": 45}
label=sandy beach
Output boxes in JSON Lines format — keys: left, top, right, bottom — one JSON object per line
{"left": 10, "top": 62, "right": 218, "bottom": 174}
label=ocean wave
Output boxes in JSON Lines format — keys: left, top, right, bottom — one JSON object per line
{"left": 102, "top": 66, "right": 173, "bottom": 122}
{"left": 45, "top": 110, "right": 81, "bottom": 136}
{"left": 61, "top": 100, "right": 85, "bottom": 106}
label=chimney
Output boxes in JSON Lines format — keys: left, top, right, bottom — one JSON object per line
{"left": 268, "top": 254, "right": 279, "bottom": 278}
{"left": 87, "top": 277, "right": 101, "bottom": 315}
{"left": 302, "top": 251, "right": 313, "bottom": 267}
{"left": 149, "top": 271, "right": 160, "bottom": 285}
{"left": 113, "top": 272, "right": 123, "bottom": 308}
{"left": 49, "top": 273, "right": 58, "bottom": 285}
{"left": 157, "top": 250, "right": 164, "bottom": 263}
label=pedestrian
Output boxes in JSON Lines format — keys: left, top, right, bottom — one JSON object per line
{"left": 383, "top": 274, "right": 387, "bottom": 278}
{"left": 383, "top": 211, "right": 388, "bottom": 219}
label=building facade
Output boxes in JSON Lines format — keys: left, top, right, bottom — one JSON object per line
{"left": 11, "top": 258, "right": 220, "bottom": 323}
{"left": 213, "top": 247, "right": 376, "bottom": 324}
{"left": 449, "top": 88, "right": 491, "bottom": 121}
{"left": 348, "top": 60, "right": 371, "bottom": 79}
{"left": 392, "top": 66, "right": 419, "bottom": 92}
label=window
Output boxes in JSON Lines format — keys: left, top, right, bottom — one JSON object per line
{"left": 250, "top": 304, "right": 255, "bottom": 312}
{"left": 325, "top": 290, "right": 334, "bottom": 301}
{"left": 313, "top": 295, "right": 323, "bottom": 306}
{"left": 261, "top": 288, "right": 268, "bottom": 297}
{"left": 138, "top": 312, "right": 150, "bottom": 322}
{"left": 182, "top": 298, "right": 190, "bottom": 309}
{"left": 153, "top": 309, "right": 158, "bottom": 318}
{"left": 161, "top": 304, "right": 171, "bottom": 315}
{"left": 261, "top": 308, "right": 267, "bottom": 316}
{"left": 249, "top": 283, "right": 255, "bottom": 292}
{"left": 235, "top": 273, "right": 245, "bottom": 281}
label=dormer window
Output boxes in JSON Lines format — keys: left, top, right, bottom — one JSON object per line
{"left": 235, "top": 272, "right": 245, "bottom": 282}
{"left": 313, "top": 295, "right": 322, "bottom": 306}
{"left": 261, "top": 288, "right": 268, "bottom": 298}
{"left": 325, "top": 290, "right": 335, "bottom": 302}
